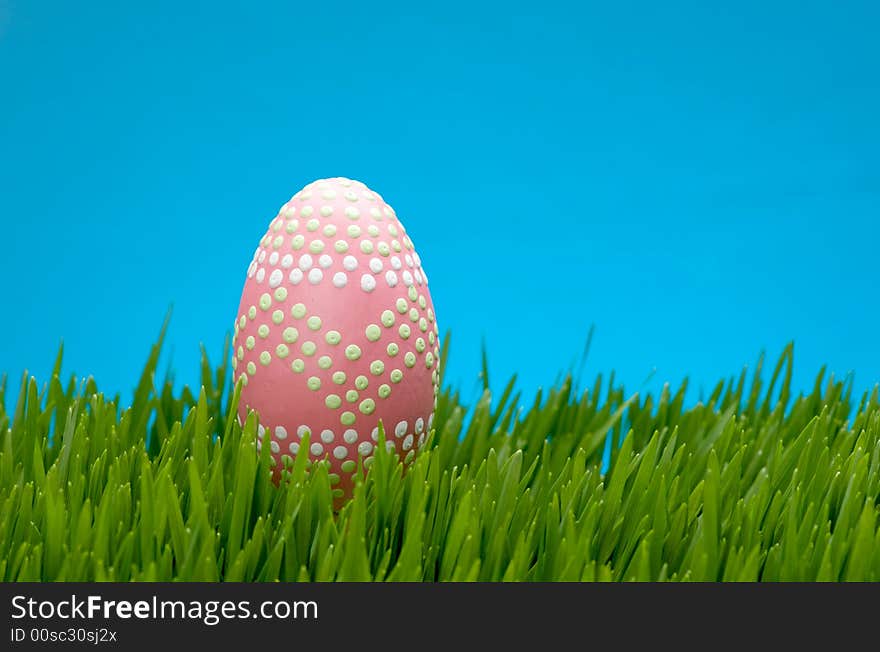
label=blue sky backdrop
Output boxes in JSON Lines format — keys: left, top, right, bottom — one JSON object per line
{"left": 1, "top": 1, "right": 878, "bottom": 410}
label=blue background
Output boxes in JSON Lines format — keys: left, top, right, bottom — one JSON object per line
{"left": 1, "top": 1, "right": 878, "bottom": 410}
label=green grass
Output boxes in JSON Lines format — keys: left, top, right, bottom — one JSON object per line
{"left": 1, "top": 322, "right": 879, "bottom": 581}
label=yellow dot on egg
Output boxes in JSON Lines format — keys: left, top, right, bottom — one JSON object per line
{"left": 340, "top": 412, "right": 356, "bottom": 426}
{"left": 323, "top": 224, "right": 337, "bottom": 237}
{"left": 408, "top": 287, "right": 418, "bottom": 302}
{"left": 292, "top": 235, "right": 305, "bottom": 250}
{"left": 272, "top": 310, "right": 284, "bottom": 325}
{"left": 325, "top": 394, "right": 342, "bottom": 409}
{"left": 259, "top": 294, "right": 272, "bottom": 310}
{"left": 332, "top": 371, "right": 347, "bottom": 385}
{"left": 276, "top": 344, "right": 290, "bottom": 358}
{"left": 325, "top": 330, "right": 341, "bottom": 345}
{"left": 345, "top": 344, "right": 361, "bottom": 361}
{"left": 415, "top": 338, "right": 425, "bottom": 353}
{"left": 334, "top": 240, "right": 349, "bottom": 253}
{"left": 246, "top": 336, "right": 256, "bottom": 350}
{"left": 248, "top": 306, "right": 257, "bottom": 320}
{"left": 399, "top": 324, "right": 411, "bottom": 339}
{"left": 318, "top": 355, "right": 332, "bottom": 370}
{"left": 365, "top": 324, "right": 381, "bottom": 342}
{"left": 291, "top": 303, "right": 307, "bottom": 319}
{"left": 260, "top": 351, "right": 271, "bottom": 366}
{"left": 381, "top": 310, "right": 395, "bottom": 327}
{"left": 418, "top": 295, "right": 427, "bottom": 309}
{"left": 306, "top": 219, "right": 319, "bottom": 232}
{"left": 291, "top": 359, "right": 305, "bottom": 373}
{"left": 396, "top": 298, "right": 408, "bottom": 314}
{"left": 355, "top": 375, "right": 368, "bottom": 390}
{"left": 346, "top": 390, "right": 359, "bottom": 403}
{"left": 359, "top": 399, "right": 375, "bottom": 415}
{"left": 390, "top": 369, "right": 403, "bottom": 383}
{"left": 282, "top": 327, "right": 299, "bottom": 343}
{"left": 370, "top": 360, "right": 384, "bottom": 375}
{"left": 360, "top": 240, "right": 374, "bottom": 254}
{"left": 386, "top": 342, "right": 399, "bottom": 357}
{"left": 247, "top": 361, "right": 257, "bottom": 375}
{"left": 301, "top": 341, "right": 317, "bottom": 356}
{"left": 309, "top": 240, "right": 325, "bottom": 254}
{"left": 275, "top": 287, "right": 288, "bottom": 302}
{"left": 307, "top": 376, "right": 321, "bottom": 391}
{"left": 258, "top": 324, "right": 270, "bottom": 339}
{"left": 409, "top": 308, "right": 419, "bottom": 322}
{"left": 378, "top": 384, "right": 391, "bottom": 398}
{"left": 404, "top": 352, "right": 416, "bottom": 368}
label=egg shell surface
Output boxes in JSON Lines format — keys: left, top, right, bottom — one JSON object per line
{"left": 232, "top": 177, "right": 440, "bottom": 500}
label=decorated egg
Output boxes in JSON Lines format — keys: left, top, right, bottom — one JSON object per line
{"left": 231, "top": 177, "right": 440, "bottom": 500}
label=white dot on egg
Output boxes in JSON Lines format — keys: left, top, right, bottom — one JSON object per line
{"left": 402, "top": 435, "right": 413, "bottom": 451}
{"left": 361, "top": 274, "right": 376, "bottom": 292}
{"left": 415, "top": 270, "right": 423, "bottom": 285}
{"left": 405, "top": 255, "right": 414, "bottom": 268}
{"left": 270, "top": 440, "right": 280, "bottom": 454}
{"left": 289, "top": 268, "right": 304, "bottom": 285}
{"left": 369, "top": 258, "right": 383, "bottom": 273}
{"left": 402, "top": 271, "right": 414, "bottom": 286}
{"left": 385, "top": 270, "right": 398, "bottom": 287}
{"left": 281, "top": 254, "right": 294, "bottom": 268}
{"left": 371, "top": 427, "right": 380, "bottom": 442}
{"left": 258, "top": 250, "right": 267, "bottom": 263}
{"left": 343, "top": 429, "right": 358, "bottom": 444}
{"left": 319, "top": 254, "right": 333, "bottom": 269}
{"left": 310, "top": 442, "right": 324, "bottom": 456}
{"left": 332, "top": 272, "right": 348, "bottom": 288}
{"left": 308, "top": 268, "right": 323, "bottom": 284}
{"left": 390, "top": 256, "right": 402, "bottom": 270}
{"left": 415, "top": 418, "right": 424, "bottom": 434}
{"left": 333, "top": 446, "right": 349, "bottom": 460}
{"left": 321, "top": 429, "right": 335, "bottom": 443}
{"left": 275, "top": 426, "right": 289, "bottom": 440}
{"left": 269, "top": 251, "right": 279, "bottom": 266}
{"left": 358, "top": 441, "right": 373, "bottom": 456}
{"left": 395, "top": 421, "right": 408, "bottom": 438}
{"left": 269, "top": 269, "right": 283, "bottom": 288}
{"left": 297, "top": 425, "right": 310, "bottom": 439}
{"left": 247, "top": 262, "right": 257, "bottom": 278}
{"left": 256, "top": 268, "right": 266, "bottom": 283}
{"left": 298, "top": 254, "right": 313, "bottom": 270}
{"left": 343, "top": 255, "right": 358, "bottom": 271}
{"left": 289, "top": 442, "right": 300, "bottom": 454}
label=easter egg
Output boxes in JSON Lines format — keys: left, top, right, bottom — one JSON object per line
{"left": 231, "top": 177, "right": 440, "bottom": 500}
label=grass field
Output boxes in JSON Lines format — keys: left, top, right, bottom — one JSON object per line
{"left": 1, "top": 323, "right": 879, "bottom": 581}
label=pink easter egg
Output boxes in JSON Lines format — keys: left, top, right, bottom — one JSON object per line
{"left": 232, "top": 178, "right": 440, "bottom": 501}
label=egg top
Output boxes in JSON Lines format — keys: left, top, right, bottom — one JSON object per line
{"left": 232, "top": 177, "right": 440, "bottom": 498}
